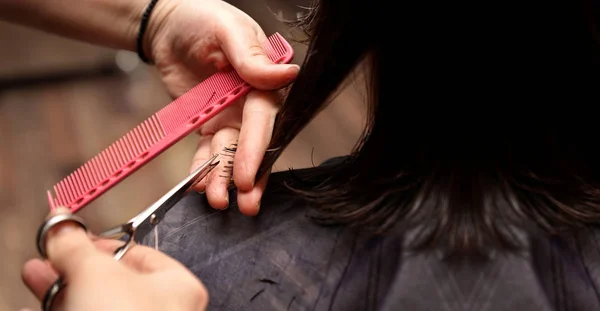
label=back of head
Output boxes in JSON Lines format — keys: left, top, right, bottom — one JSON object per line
{"left": 257, "top": 0, "right": 600, "bottom": 254}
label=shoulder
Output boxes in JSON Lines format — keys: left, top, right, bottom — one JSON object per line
{"left": 140, "top": 156, "right": 352, "bottom": 266}
{"left": 140, "top": 157, "right": 371, "bottom": 310}
{"left": 156, "top": 155, "right": 348, "bottom": 233}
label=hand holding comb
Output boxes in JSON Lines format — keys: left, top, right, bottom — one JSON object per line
{"left": 47, "top": 33, "right": 294, "bottom": 213}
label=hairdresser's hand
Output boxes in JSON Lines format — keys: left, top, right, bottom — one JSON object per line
{"left": 145, "top": 0, "right": 299, "bottom": 215}
{"left": 21, "top": 208, "right": 208, "bottom": 311}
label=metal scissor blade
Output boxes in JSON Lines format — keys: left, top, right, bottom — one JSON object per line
{"left": 97, "top": 223, "right": 133, "bottom": 239}
{"left": 129, "top": 154, "right": 219, "bottom": 243}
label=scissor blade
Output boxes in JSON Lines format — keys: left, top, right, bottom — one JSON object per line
{"left": 97, "top": 223, "right": 133, "bottom": 239}
{"left": 130, "top": 154, "right": 219, "bottom": 242}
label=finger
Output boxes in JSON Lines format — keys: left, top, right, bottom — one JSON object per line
{"left": 189, "top": 135, "right": 213, "bottom": 192}
{"left": 119, "top": 244, "right": 189, "bottom": 273}
{"left": 234, "top": 90, "right": 279, "bottom": 192}
{"left": 21, "top": 259, "right": 59, "bottom": 301}
{"left": 236, "top": 167, "right": 271, "bottom": 216}
{"left": 205, "top": 127, "right": 240, "bottom": 209}
{"left": 44, "top": 207, "right": 106, "bottom": 278}
{"left": 218, "top": 22, "right": 299, "bottom": 90}
{"left": 90, "top": 239, "right": 187, "bottom": 273}
{"left": 92, "top": 237, "right": 126, "bottom": 254}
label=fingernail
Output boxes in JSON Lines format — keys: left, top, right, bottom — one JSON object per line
{"left": 287, "top": 64, "right": 300, "bottom": 75}
{"left": 282, "top": 65, "right": 300, "bottom": 84}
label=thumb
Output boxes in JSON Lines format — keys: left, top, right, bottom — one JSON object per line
{"left": 44, "top": 207, "right": 101, "bottom": 278}
{"left": 219, "top": 26, "right": 299, "bottom": 90}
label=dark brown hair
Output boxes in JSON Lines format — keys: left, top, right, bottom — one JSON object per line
{"left": 257, "top": 0, "right": 600, "bottom": 253}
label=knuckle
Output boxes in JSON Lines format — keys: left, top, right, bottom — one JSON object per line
{"left": 216, "top": 126, "right": 241, "bottom": 137}
{"left": 193, "top": 281, "right": 210, "bottom": 307}
{"left": 175, "top": 272, "right": 209, "bottom": 306}
{"left": 135, "top": 250, "right": 155, "bottom": 272}
{"left": 247, "top": 44, "right": 266, "bottom": 58}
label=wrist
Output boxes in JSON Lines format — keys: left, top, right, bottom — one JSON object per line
{"left": 131, "top": 0, "right": 178, "bottom": 64}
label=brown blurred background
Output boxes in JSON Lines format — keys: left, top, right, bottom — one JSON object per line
{"left": 0, "top": 1, "right": 364, "bottom": 309}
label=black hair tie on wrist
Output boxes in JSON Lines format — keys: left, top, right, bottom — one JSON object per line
{"left": 137, "top": 0, "right": 160, "bottom": 64}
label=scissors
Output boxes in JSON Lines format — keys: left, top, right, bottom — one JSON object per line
{"left": 35, "top": 154, "right": 219, "bottom": 311}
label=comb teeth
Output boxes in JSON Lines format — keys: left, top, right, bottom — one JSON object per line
{"left": 156, "top": 72, "right": 244, "bottom": 134}
{"left": 48, "top": 32, "right": 294, "bottom": 212}
{"left": 155, "top": 33, "right": 292, "bottom": 134}
{"left": 265, "top": 34, "right": 289, "bottom": 61}
{"left": 50, "top": 116, "right": 165, "bottom": 207}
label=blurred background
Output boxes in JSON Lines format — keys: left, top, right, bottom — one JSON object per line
{"left": 0, "top": 0, "right": 365, "bottom": 309}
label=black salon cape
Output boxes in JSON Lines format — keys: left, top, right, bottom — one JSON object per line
{"left": 140, "top": 158, "right": 600, "bottom": 311}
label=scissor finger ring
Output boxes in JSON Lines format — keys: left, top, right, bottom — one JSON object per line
{"left": 36, "top": 213, "right": 87, "bottom": 259}
{"left": 36, "top": 155, "right": 219, "bottom": 311}
{"left": 36, "top": 213, "right": 87, "bottom": 311}
{"left": 42, "top": 277, "right": 65, "bottom": 311}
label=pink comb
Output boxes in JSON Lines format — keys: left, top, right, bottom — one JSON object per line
{"left": 47, "top": 33, "right": 294, "bottom": 213}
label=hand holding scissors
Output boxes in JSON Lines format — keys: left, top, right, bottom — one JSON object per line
{"left": 24, "top": 155, "right": 218, "bottom": 311}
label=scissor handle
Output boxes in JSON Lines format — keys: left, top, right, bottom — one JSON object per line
{"left": 36, "top": 154, "right": 219, "bottom": 311}
{"left": 36, "top": 213, "right": 88, "bottom": 259}
{"left": 36, "top": 213, "right": 88, "bottom": 311}
{"left": 42, "top": 278, "right": 65, "bottom": 311}
{"left": 97, "top": 222, "right": 134, "bottom": 239}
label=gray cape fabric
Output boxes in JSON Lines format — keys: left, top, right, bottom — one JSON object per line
{"left": 139, "top": 160, "right": 600, "bottom": 311}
